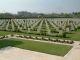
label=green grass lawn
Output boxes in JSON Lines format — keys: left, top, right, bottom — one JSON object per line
{"left": 0, "top": 31, "right": 23, "bottom": 36}
{"left": 0, "top": 29, "right": 80, "bottom": 41}
{"left": 0, "top": 39, "right": 72, "bottom": 56}
{"left": 66, "top": 29, "right": 80, "bottom": 41}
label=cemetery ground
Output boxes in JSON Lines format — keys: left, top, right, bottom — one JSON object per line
{"left": 0, "top": 18, "right": 80, "bottom": 60}
{"left": 67, "top": 29, "right": 80, "bottom": 41}
{"left": 0, "top": 29, "right": 80, "bottom": 41}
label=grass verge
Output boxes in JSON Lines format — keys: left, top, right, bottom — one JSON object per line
{"left": 0, "top": 39, "right": 72, "bottom": 56}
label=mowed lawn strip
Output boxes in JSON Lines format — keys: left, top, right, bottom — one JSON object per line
{"left": 0, "top": 30, "right": 80, "bottom": 41}
{"left": 0, "top": 31, "right": 22, "bottom": 36}
{"left": 0, "top": 39, "right": 72, "bottom": 56}
{"left": 67, "top": 29, "right": 80, "bottom": 41}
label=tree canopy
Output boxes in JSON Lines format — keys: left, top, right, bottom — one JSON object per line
{"left": 0, "top": 11, "right": 80, "bottom": 19}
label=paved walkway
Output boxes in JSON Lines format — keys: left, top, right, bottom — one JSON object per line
{"left": 63, "top": 41, "right": 80, "bottom": 60}
{"left": 0, "top": 47, "right": 62, "bottom": 60}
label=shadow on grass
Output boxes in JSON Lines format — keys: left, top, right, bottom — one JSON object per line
{"left": 0, "top": 39, "right": 23, "bottom": 48}
{"left": 67, "top": 32, "right": 74, "bottom": 34}
{"left": 64, "top": 36, "right": 70, "bottom": 38}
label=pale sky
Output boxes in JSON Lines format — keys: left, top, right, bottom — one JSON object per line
{"left": 0, "top": 0, "right": 80, "bottom": 13}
